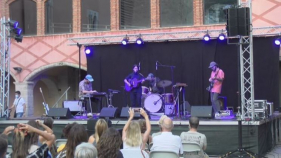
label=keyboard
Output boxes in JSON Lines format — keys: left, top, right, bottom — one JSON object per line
{"left": 83, "top": 92, "right": 107, "bottom": 98}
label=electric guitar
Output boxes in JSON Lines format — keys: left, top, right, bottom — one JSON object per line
{"left": 206, "top": 79, "right": 215, "bottom": 92}
{"left": 40, "top": 88, "right": 49, "bottom": 115}
{"left": 125, "top": 78, "right": 148, "bottom": 92}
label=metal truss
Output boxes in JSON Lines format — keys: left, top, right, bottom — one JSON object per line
{"left": 239, "top": 0, "right": 255, "bottom": 120}
{"left": 67, "top": 25, "right": 281, "bottom": 46}
{"left": 0, "top": 17, "right": 11, "bottom": 118}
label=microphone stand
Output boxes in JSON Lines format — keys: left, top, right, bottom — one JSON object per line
{"left": 157, "top": 62, "right": 176, "bottom": 85}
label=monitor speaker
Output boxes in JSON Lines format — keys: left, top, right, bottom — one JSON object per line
{"left": 191, "top": 106, "right": 212, "bottom": 118}
{"left": 120, "top": 107, "right": 141, "bottom": 118}
{"left": 48, "top": 108, "right": 72, "bottom": 119}
{"left": 99, "top": 107, "right": 118, "bottom": 118}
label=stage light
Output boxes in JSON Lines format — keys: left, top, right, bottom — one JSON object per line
{"left": 218, "top": 33, "right": 226, "bottom": 40}
{"left": 13, "top": 27, "right": 22, "bottom": 35}
{"left": 121, "top": 35, "right": 129, "bottom": 45}
{"left": 8, "top": 20, "right": 18, "bottom": 28}
{"left": 203, "top": 34, "right": 210, "bottom": 41}
{"left": 275, "top": 38, "right": 281, "bottom": 45}
{"left": 15, "top": 34, "right": 23, "bottom": 43}
{"left": 84, "top": 47, "right": 91, "bottom": 54}
{"left": 136, "top": 37, "right": 143, "bottom": 45}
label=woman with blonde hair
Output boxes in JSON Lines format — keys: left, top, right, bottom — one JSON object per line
{"left": 122, "top": 108, "right": 151, "bottom": 150}
{"left": 88, "top": 119, "right": 108, "bottom": 146}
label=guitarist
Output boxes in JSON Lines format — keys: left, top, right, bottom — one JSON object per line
{"left": 208, "top": 61, "right": 224, "bottom": 117}
{"left": 124, "top": 64, "right": 145, "bottom": 107}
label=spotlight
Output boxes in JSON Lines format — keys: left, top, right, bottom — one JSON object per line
{"left": 203, "top": 34, "right": 210, "bottom": 41}
{"left": 15, "top": 34, "right": 23, "bottom": 43}
{"left": 218, "top": 33, "right": 226, "bottom": 40}
{"left": 13, "top": 27, "right": 22, "bottom": 35}
{"left": 136, "top": 37, "right": 143, "bottom": 45}
{"left": 84, "top": 47, "right": 92, "bottom": 54}
{"left": 8, "top": 20, "right": 18, "bottom": 28}
{"left": 275, "top": 38, "right": 281, "bottom": 45}
{"left": 121, "top": 35, "right": 129, "bottom": 45}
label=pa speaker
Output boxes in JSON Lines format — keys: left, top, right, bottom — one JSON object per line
{"left": 99, "top": 107, "right": 118, "bottom": 118}
{"left": 191, "top": 106, "right": 212, "bottom": 118}
{"left": 120, "top": 107, "right": 141, "bottom": 118}
{"left": 226, "top": 7, "right": 250, "bottom": 36}
{"left": 48, "top": 108, "right": 72, "bottom": 119}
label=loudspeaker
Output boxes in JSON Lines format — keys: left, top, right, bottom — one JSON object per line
{"left": 226, "top": 7, "right": 250, "bottom": 36}
{"left": 120, "top": 107, "right": 141, "bottom": 118}
{"left": 48, "top": 108, "right": 72, "bottom": 119}
{"left": 99, "top": 107, "right": 118, "bottom": 118}
{"left": 191, "top": 106, "right": 212, "bottom": 118}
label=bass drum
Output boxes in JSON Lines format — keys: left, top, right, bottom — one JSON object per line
{"left": 144, "top": 94, "right": 163, "bottom": 113}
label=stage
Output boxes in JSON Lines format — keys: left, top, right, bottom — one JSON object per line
{"left": 1, "top": 113, "right": 281, "bottom": 157}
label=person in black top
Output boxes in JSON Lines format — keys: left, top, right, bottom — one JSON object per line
{"left": 124, "top": 65, "right": 145, "bottom": 107}
{"left": 147, "top": 73, "right": 163, "bottom": 94}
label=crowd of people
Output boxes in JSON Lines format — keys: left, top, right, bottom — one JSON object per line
{"left": 0, "top": 108, "right": 208, "bottom": 158}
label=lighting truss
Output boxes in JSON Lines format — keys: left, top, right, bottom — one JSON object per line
{"left": 0, "top": 17, "right": 11, "bottom": 117}
{"left": 67, "top": 26, "right": 281, "bottom": 46}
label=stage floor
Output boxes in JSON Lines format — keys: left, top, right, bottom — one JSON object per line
{"left": 1, "top": 113, "right": 281, "bottom": 157}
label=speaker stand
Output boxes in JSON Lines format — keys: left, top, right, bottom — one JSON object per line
{"left": 221, "top": 120, "right": 257, "bottom": 157}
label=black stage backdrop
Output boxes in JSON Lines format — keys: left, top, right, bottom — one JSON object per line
{"left": 87, "top": 37, "right": 280, "bottom": 111}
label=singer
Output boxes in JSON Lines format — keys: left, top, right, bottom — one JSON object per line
{"left": 9, "top": 91, "right": 26, "bottom": 118}
{"left": 124, "top": 64, "right": 145, "bottom": 107}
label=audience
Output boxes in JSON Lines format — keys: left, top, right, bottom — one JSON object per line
{"left": 151, "top": 117, "right": 183, "bottom": 155}
{"left": 0, "top": 136, "right": 7, "bottom": 158}
{"left": 152, "top": 115, "right": 167, "bottom": 137}
{"left": 11, "top": 123, "right": 55, "bottom": 158}
{"left": 57, "top": 122, "right": 78, "bottom": 153}
{"left": 180, "top": 116, "right": 208, "bottom": 157}
{"left": 138, "top": 119, "right": 152, "bottom": 144}
{"left": 97, "top": 127, "right": 123, "bottom": 158}
{"left": 75, "top": 143, "right": 97, "bottom": 158}
{"left": 88, "top": 119, "right": 108, "bottom": 146}
{"left": 1, "top": 126, "right": 15, "bottom": 158}
{"left": 122, "top": 108, "right": 151, "bottom": 150}
{"left": 37, "top": 118, "right": 56, "bottom": 157}
{"left": 57, "top": 124, "right": 88, "bottom": 158}
{"left": 26, "top": 120, "right": 41, "bottom": 153}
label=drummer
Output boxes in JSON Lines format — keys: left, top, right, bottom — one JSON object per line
{"left": 147, "top": 73, "right": 163, "bottom": 94}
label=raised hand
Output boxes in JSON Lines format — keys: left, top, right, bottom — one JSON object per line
{"left": 128, "top": 108, "right": 134, "bottom": 119}
{"left": 140, "top": 108, "right": 148, "bottom": 118}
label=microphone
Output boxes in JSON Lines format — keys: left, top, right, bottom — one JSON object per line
{"left": 156, "top": 61, "right": 158, "bottom": 70}
{"left": 39, "top": 87, "right": 42, "bottom": 93}
{"left": 139, "top": 62, "right": 141, "bottom": 70}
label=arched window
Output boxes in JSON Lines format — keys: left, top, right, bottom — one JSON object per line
{"left": 45, "top": 0, "right": 73, "bottom": 34}
{"left": 120, "top": 0, "right": 151, "bottom": 30}
{"left": 81, "top": 0, "right": 110, "bottom": 32}
{"left": 160, "top": 0, "right": 193, "bottom": 27}
{"left": 9, "top": 0, "right": 37, "bottom": 35}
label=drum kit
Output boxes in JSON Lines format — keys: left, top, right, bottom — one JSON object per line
{"left": 141, "top": 79, "right": 175, "bottom": 115}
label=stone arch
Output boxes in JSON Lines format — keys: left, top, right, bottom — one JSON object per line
{"left": 25, "top": 62, "right": 87, "bottom": 82}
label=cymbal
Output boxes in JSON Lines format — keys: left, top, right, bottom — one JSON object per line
{"left": 157, "top": 80, "right": 172, "bottom": 88}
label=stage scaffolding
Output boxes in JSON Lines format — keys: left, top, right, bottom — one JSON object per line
{"left": 0, "top": 17, "right": 11, "bottom": 117}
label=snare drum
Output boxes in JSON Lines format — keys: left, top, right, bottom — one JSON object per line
{"left": 144, "top": 94, "right": 163, "bottom": 113}
{"left": 142, "top": 86, "right": 149, "bottom": 95}
{"left": 162, "top": 93, "right": 174, "bottom": 105}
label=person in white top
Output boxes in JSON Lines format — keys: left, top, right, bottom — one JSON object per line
{"left": 151, "top": 117, "right": 183, "bottom": 155}
{"left": 9, "top": 91, "right": 26, "bottom": 118}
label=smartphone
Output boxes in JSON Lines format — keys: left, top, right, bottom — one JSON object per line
{"left": 133, "top": 108, "right": 141, "bottom": 112}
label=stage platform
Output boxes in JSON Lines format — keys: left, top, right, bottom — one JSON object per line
{"left": 1, "top": 113, "right": 281, "bottom": 157}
